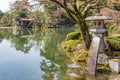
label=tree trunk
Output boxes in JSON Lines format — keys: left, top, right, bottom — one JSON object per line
{"left": 83, "top": 29, "right": 91, "bottom": 49}
{"left": 79, "top": 21, "right": 91, "bottom": 49}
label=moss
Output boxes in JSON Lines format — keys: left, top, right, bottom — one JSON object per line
{"left": 61, "top": 41, "right": 67, "bottom": 50}
{"left": 61, "top": 40, "right": 88, "bottom": 62}
{"left": 97, "top": 69, "right": 109, "bottom": 74}
{"left": 61, "top": 31, "right": 87, "bottom": 63}
{"left": 113, "top": 52, "right": 120, "bottom": 56}
{"left": 66, "top": 32, "right": 80, "bottom": 41}
{"left": 66, "top": 40, "right": 80, "bottom": 52}
{"left": 61, "top": 31, "right": 83, "bottom": 52}
{"left": 111, "top": 59, "right": 120, "bottom": 62}
{"left": 73, "top": 49, "right": 88, "bottom": 62}
{"left": 97, "top": 66, "right": 110, "bottom": 74}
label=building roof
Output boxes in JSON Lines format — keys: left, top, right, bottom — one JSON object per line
{"left": 16, "top": 18, "right": 34, "bottom": 21}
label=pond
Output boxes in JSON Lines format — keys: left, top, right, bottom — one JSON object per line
{"left": 0, "top": 27, "right": 119, "bottom": 80}
{"left": 0, "top": 27, "right": 74, "bottom": 80}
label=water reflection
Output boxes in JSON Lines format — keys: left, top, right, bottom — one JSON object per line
{"left": 85, "top": 74, "right": 120, "bottom": 80}
{"left": 0, "top": 27, "right": 74, "bottom": 80}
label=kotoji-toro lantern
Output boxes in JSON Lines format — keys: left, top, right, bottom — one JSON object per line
{"left": 86, "top": 12, "right": 110, "bottom": 53}
{"left": 85, "top": 5, "right": 111, "bottom": 75}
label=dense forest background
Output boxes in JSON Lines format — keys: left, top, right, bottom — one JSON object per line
{"left": 0, "top": 0, "right": 119, "bottom": 27}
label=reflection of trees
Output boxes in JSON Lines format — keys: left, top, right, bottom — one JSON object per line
{"left": 0, "top": 28, "right": 34, "bottom": 54}
{"left": 32, "top": 27, "right": 46, "bottom": 51}
{"left": 10, "top": 28, "right": 35, "bottom": 54}
{"left": 0, "top": 33, "right": 3, "bottom": 43}
{"left": 0, "top": 27, "right": 46, "bottom": 54}
{"left": 41, "top": 59, "right": 58, "bottom": 80}
{"left": 0, "top": 29, "right": 13, "bottom": 40}
{"left": 11, "top": 37, "right": 33, "bottom": 53}
{"left": 39, "top": 28, "right": 74, "bottom": 80}
{"left": 0, "top": 27, "right": 75, "bottom": 80}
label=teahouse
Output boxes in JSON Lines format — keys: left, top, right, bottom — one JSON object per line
{"left": 15, "top": 18, "right": 34, "bottom": 28}
{"left": 85, "top": 5, "right": 111, "bottom": 75}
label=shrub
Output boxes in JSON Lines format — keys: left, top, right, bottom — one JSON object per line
{"left": 108, "top": 24, "right": 120, "bottom": 35}
{"left": 106, "top": 36, "right": 120, "bottom": 51}
{"left": 66, "top": 32, "right": 80, "bottom": 41}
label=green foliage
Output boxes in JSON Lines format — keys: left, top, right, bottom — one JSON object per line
{"left": 107, "top": 23, "right": 120, "bottom": 35}
{"left": 106, "top": 36, "right": 120, "bottom": 51}
{"left": 19, "top": 10, "right": 27, "bottom": 18}
{"left": 66, "top": 40, "right": 80, "bottom": 52}
{"left": 113, "top": 3, "right": 120, "bottom": 11}
{"left": 0, "top": 12, "right": 12, "bottom": 26}
{"left": 12, "top": 9, "right": 27, "bottom": 19}
{"left": 97, "top": 68, "right": 110, "bottom": 74}
{"left": 10, "top": 0, "right": 30, "bottom": 19}
{"left": 66, "top": 32, "right": 80, "bottom": 41}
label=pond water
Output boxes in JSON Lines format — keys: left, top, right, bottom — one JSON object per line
{"left": 0, "top": 27, "right": 119, "bottom": 80}
{"left": 0, "top": 27, "right": 74, "bottom": 80}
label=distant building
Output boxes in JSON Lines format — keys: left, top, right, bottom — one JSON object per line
{"left": 15, "top": 18, "right": 34, "bottom": 28}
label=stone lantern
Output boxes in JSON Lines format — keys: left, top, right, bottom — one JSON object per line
{"left": 85, "top": 6, "right": 111, "bottom": 75}
{"left": 86, "top": 13, "right": 110, "bottom": 53}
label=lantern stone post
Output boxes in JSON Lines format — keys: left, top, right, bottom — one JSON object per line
{"left": 85, "top": 10, "right": 110, "bottom": 75}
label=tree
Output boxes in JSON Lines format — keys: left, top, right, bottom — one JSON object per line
{"left": 0, "top": 12, "right": 13, "bottom": 26}
{"left": 49, "top": 0, "right": 107, "bottom": 49}
{"left": 0, "top": 10, "right": 3, "bottom": 19}
{"left": 29, "top": 0, "right": 52, "bottom": 26}
{"left": 33, "top": 0, "right": 74, "bottom": 27}
{"left": 10, "top": 0, "right": 30, "bottom": 19}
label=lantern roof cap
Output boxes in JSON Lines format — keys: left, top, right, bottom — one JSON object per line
{"left": 85, "top": 14, "right": 111, "bottom": 21}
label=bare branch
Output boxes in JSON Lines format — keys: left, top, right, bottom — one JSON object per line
{"left": 49, "top": 0, "right": 78, "bottom": 22}
{"left": 50, "top": 0, "right": 75, "bottom": 14}
{"left": 82, "top": 0, "right": 100, "bottom": 17}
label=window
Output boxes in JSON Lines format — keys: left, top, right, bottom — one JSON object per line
{"left": 98, "top": 22, "right": 101, "bottom": 26}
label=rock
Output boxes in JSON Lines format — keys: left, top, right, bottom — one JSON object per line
{"left": 109, "top": 59, "right": 120, "bottom": 73}
{"left": 75, "top": 44, "right": 83, "bottom": 51}
{"left": 68, "top": 72, "right": 83, "bottom": 79}
{"left": 68, "top": 72, "right": 79, "bottom": 77}
{"left": 98, "top": 54, "right": 109, "bottom": 65}
{"left": 67, "top": 60, "right": 81, "bottom": 69}
{"left": 67, "top": 63, "right": 80, "bottom": 69}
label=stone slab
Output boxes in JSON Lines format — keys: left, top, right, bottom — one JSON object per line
{"left": 109, "top": 60, "right": 120, "bottom": 73}
{"left": 86, "top": 36, "right": 100, "bottom": 75}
